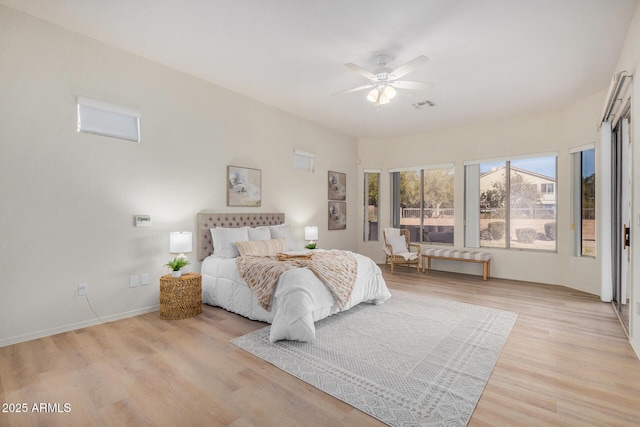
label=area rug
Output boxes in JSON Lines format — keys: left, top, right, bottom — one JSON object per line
{"left": 231, "top": 290, "right": 518, "bottom": 426}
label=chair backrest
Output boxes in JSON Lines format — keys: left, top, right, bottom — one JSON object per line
{"left": 383, "top": 228, "right": 399, "bottom": 244}
{"left": 383, "top": 227, "right": 411, "bottom": 245}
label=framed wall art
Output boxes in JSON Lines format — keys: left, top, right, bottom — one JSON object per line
{"left": 227, "top": 165, "right": 261, "bottom": 207}
{"left": 328, "top": 201, "right": 347, "bottom": 230}
{"left": 328, "top": 171, "right": 346, "bottom": 200}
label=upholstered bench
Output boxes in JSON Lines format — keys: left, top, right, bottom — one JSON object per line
{"left": 421, "top": 248, "right": 491, "bottom": 280}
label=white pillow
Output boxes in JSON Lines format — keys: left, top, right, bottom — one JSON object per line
{"left": 269, "top": 224, "right": 295, "bottom": 250}
{"left": 388, "top": 235, "right": 408, "bottom": 254}
{"left": 235, "top": 238, "right": 286, "bottom": 257}
{"left": 248, "top": 226, "right": 271, "bottom": 241}
{"left": 210, "top": 227, "right": 249, "bottom": 258}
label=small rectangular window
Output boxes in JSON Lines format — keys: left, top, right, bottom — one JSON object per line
{"left": 363, "top": 170, "right": 380, "bottom": 241}
{"left": 572, "top": 147, "right": 596, "bottom": 257}
{"left": 77, "top": 96, "right": 141, "bottom": 142}
{"left": 293, "top": 150, "right": 315, "bottom": 172}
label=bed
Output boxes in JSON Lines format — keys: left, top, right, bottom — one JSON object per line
{"left": 197, "top": 212, "right": 391, "bottom": 342}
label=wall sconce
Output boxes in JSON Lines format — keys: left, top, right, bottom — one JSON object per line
{"left": 304, "top": 226, "right": 318, "bottom": 249}
{"left": 170, "top": 232, "right": 193, "bottom": 260}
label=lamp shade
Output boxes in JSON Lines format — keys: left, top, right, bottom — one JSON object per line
{"left": 169, "top": 231, "right": 192, "bottom": 254}
{"left": 384, "top": 85, "right": 396, "bottom": 100}
{"left": 367, "top": 88, "right": 379, "bottom": 103}
{"left": 305, "top": 226, "right": 318, "bottom": 241}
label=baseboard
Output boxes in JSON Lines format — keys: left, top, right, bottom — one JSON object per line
{"left": 0, "top": 305, "right": 159, "bottom": 347}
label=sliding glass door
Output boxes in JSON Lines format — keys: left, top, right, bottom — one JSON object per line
{"left": 611, "top": 113, "right": 631, "bottom": 334}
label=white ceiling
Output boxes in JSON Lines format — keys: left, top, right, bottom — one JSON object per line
{"left": 2, "top": 0, "right": 637, "bottom": 138}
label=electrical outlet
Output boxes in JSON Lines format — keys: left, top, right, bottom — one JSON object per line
{"left": 129, "top": 275, "right": 139, "bottom": 288}
{"left": 78, "top": 283, "right": 87, "bottom": 296}
{"left": 140, "top": 274, "right": 150, "bottom": 286}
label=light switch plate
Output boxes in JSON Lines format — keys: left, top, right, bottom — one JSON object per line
{"left": 129, "top": 275, "right": 139, "bottom": 287}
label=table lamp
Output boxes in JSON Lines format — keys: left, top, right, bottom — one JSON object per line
{"left": 304, "top": 226, "right": 318, "bottom": 249}
{"left": 170, "top": 231, "right": 192, "bottom": 260}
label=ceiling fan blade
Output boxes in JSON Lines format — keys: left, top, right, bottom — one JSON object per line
{"left": 345, "top": 63, "right": 378, "bottom": 80}
{"left": 388, "top": 55, "right": 429, "bottom": 80}
{"left": 331, "top": 84, "right": 375, "bottom": 96}
{"left": 390, "top": 80, "right": 434, "bottom": 91}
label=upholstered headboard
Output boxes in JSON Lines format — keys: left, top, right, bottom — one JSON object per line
{"left": 196, "top": 212, "right": 285, "bottom": 261}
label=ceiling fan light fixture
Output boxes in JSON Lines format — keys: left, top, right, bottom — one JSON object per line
{"left": 384, "top": 85, "right": 396, "bottom": 100}
{"left": 367, "top": 88, "right": 380, "bottom": 103}
{"left": 378, "top": 90, "right": 391, "bottom": 105}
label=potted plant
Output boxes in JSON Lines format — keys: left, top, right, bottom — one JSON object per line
{"left": 165, "top": 257, "right": 190, "bottom": 278}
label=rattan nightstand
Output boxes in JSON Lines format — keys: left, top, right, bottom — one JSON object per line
{"left": 159, "top": 272, "right": 202, "bottom": 320}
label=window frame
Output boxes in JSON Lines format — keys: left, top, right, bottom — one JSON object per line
{"left": 570, "top": 145, "right": 596, "bottom": 257}
{"left": 464, "top": 152, "right": 558, "bottom": 252}
{"left": 363, "top": 169, "right": 381, "bottom": 242}
{"left": 390, "top": 163, "right": 455, "bottom": 245}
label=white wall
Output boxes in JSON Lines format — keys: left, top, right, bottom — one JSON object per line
{"left": 357, "top": 91, "right": 604, "bottom": 294}
{"left": 0, "top": 6, "right": 358, "bottom": 346}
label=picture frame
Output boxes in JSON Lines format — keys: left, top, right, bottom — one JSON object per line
{"left": 328, "top": 201, "right": 347, "bottom": 230}
{"left": 328, "top": 171, "right": 346, "bottom": 201}
{"left": 227, "top": 165, "right": 261, "bottom": 207}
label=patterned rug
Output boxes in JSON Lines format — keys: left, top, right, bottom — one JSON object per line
{"left": 231, "top": 290, "right": 517, "bottom": 426}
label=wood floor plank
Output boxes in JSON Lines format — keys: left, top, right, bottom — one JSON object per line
{"left": 1, "top": 268, "right": 639, "bottom": 426}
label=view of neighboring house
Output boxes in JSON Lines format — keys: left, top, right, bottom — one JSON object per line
{"left": 480, "top": 165, "right": 556, "bottom": 210}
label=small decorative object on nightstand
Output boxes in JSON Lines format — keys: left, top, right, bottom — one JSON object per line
{"left": 159, "top": 272, "right": 202, "bottom": 320}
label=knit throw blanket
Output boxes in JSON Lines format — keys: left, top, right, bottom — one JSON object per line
{"left": 236, "top": 250, "right": 358, "bottom": 311}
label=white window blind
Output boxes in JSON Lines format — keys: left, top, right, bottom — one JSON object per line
{"left": 77, "top": 96, "right": 141, "bottom": 142}
{"left": 293, "top": 149, "right": 315, "bottom": 172}
{"left": 464, "top": 164, "right": 480, "bottom": 248}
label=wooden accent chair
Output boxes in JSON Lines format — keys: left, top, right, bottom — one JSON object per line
{"left": 383, "top": 228, "right": 421, "bottom": 273}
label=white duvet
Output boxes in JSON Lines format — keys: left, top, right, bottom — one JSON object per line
{"left": 201, "top": 251, "right": 391, "bottom": 342}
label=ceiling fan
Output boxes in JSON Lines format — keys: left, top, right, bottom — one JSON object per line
{"left": 333, "top": 54, "right": 433, "bottom": 106}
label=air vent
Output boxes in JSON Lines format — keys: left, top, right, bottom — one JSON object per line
{"left": 413, "top": 100, "right": 436, "bottom": 110}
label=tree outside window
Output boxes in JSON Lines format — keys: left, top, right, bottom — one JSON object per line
{"left": 391, "top": 166, "right": 454, "bottom": 244}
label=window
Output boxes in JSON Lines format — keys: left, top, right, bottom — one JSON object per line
{"left": 391, "top": 165, "right": 455, "bottom": 244}
{"left": 363, "top": 170, "right": 380, "bottom": 241}
{"left": 293, "top": 150, "right": 315, "bottom": 172}
{"left": 572, "top": 147, "right": 596, "bottom": 256}
{"left": 540, "top": 183, "right": 554, "bottom": 194}
{"left": 466, "top": 154, "right": 557, "bottom": 251}
{"left": 77, "top": 96, "right": 141, "bottom": 142}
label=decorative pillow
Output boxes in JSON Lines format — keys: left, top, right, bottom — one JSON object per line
{"left": 235, "top": 238, "right": 286, "bottom": 257}
{"left": 388, "top": 235, "right": 409, "bottom": 254}
{"left": 248, "top": 226, "right": 271, "bottom": 241}
{"left": 269, "top": 224, "right": 295, "bottom": 250}
{"left": 210, "top": 227, "right": 249, "bottom": 258}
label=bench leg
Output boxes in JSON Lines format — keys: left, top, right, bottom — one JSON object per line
{"left": 487, "top": 260, "right": 491, "bottom": 279}
{"left": 482, "top": 262, "right": 487, "bottom": 280}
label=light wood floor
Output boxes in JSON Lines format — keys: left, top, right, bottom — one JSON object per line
{"left": 2, "top": 268, "right": 640, "bottom": 426}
